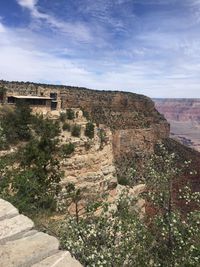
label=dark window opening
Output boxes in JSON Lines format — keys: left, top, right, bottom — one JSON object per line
{"left": 50, "top": 93, "right": 57, "bottom": 100}
{"left": 25, "top": 99, "right": 47, "bottom": 106}
{"left": 51, "top": 101, "right": 57, "bottom": 110}
{"left": 7, "top": 97, "right": 15, "bottom": 104}
{"left": 0, "top": 93, "right": 4, "bottom": 103}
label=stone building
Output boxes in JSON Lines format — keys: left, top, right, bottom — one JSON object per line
{"left": 1, "top": 87, "right": 62, "bottom": 112}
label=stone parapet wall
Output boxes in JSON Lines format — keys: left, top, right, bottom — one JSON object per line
{"left": 0, "top": 198, "right": 82, "bottom": 267}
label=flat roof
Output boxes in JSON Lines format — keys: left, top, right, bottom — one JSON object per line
{"left": 9, "top": 95, "right": 52, "bottom": 100}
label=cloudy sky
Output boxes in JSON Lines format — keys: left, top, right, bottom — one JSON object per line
{"left": 0, "top": 0, "right": 200, "bottom": 97}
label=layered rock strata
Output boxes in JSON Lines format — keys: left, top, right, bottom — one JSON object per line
{"left": 59, "top": 113, "right": 117, "bottom": 195}
{"left": 154, "top": 98, "right": 200, "bottom": 152}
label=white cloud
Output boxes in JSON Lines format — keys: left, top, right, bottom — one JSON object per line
{"left": 0, "top": 23, "right": 95, "bottom": 87}
{"left": 17, "top": 0, "right": 37, "bottom": 10}
{"left": 0, "top": 22, "right": 6, "bottom": 33}
{"left": 1, "top": 28, "right": 200, "bottom": 98}
{"left": 1, "top": 3, "right": 200, "bottom": 99}
{"left": 16, "top": 0, "right": 92, "bottom": 42}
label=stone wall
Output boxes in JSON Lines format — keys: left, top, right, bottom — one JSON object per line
{"left": 0, "top": 198, "right": 82, "bottom": 267}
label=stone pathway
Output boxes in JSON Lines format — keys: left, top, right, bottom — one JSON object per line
{"left": 0, "top": 199, "right": 82, "bottom": 267}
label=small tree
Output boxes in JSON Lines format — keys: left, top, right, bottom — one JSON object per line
{"left": 81, "top": 108, "right": 90, "bottom": 120}
{"left": 62, "top": 122, "right": 71, "bottom": 131}
{"left": 0, "top": 86, "right": 6, "bottom": 103}
{"left": 0, "top": 116, "right": 63, "bottom": 214}
{"left": 60, "top": 112, "right": 67, "bottom": 123}
{"left": 98, "top": 128, "right": 107, "bottom": 149}
{"left": 60, "top": 143, "right": 75, "bottom": 157}
{"left": 0, "top": 100, "right": 32, "bottom": 144}
{"left": 0, "top": 123, "right": 8, "bottom": 150}
{"left": 66, "top": 109, "right": 75, "bottom": 120}
{"left": 71, "top": 124, "right": 81, "bottom": 137}
{"left": 85, "top": 122, "right": 95, "bottom": 139}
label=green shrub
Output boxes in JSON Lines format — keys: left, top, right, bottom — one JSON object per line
{"left": 117, "top": 176, "right": 129, "bottom": 186}
{"left": 98, "top": 128, "right": 107, "bottom": 149}
{"left": 82, "top": 109, "right": 90, "bottom": 120}
{"left": 0, "top": 101, "right": 32, "bottom": 144}
{"left": 60, "top": 112, "right": 67, "bottom": 122}
{"left": 85, "top": 122, "right": 95, "bottom": 139}
{"left": 62, "top": 123, "right": 71, "bottom": 131}
{"left": 32, "top": 115, "right": 60, "bottom": 139}
{"left": 60, "top": 143, "right": 75, "bottom": 157}
{"left": 66, "top": 109, "right": 75, "bottom": 120}
{"left": 0, "top": 124, "right": 8, "bottom": 150}
{"left": 0, "top": 113, "right": 63, "bottom": 214}
{"left": 71, "top": 124, "right": 81, "bottom": 137}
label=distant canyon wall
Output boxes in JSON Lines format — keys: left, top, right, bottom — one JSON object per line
{"left": 154, "top": 98, "right": 200, "bottom": 122}
{"left": 154, "top": 98, "right": 200, "bottom": 152}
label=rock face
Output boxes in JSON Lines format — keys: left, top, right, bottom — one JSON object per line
{"left": 59, "top": 88, "right": 170, "bottom": 158}
{"left": 112, "top": 122, "right": 169, "bottom": 158}
{"left": 59, "top": 116, "right": 117, "bottom": 195}
{"left": 1, "top": 81, "right": 170, "bottom": 160}
{"left": 154, "top": 99, "right": 200, "bottom": 152}
{"left": 0, "top": 198, "right": 82, "bottom": 267}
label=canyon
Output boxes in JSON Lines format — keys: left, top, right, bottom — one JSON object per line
{"left": 1, "top": 81, "right": 199, "bottom": 194}
{"left": 0, "top": 81, "right": 170, "bottom": 195}
{"left": 154, "top": 98, "right": 200, "bottom": 152}
{"left": 0, "top": 81, "right": 200, "bottom": 266}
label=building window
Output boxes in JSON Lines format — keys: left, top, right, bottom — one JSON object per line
{"left": 50, "top": 93, "right": 57, "bottom": 100}
{"left": 7, "top": 97, "right": 15, "bottom": 104}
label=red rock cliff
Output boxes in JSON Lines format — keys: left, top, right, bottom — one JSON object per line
{"left": 154, "top": 98, "right": 200, "bottom": 122}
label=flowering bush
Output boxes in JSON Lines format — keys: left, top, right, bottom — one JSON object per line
{"left": 59, "top": 144, "right": 200, "bottom": 267}
{"left": 144, "top": 143, "right": 200, "bottom": 267}
{"left": 59, "top": 192, "right": 152, "bottom": 267}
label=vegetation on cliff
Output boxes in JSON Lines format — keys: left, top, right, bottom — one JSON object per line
{"left": 0, "top": 93, "right": 199, "bottom": 266}
{"left": 59, "top": 145, "right": 200, "bottom": 267}
{"left": 0, "top": 102, "right": 64, "bottom": 213}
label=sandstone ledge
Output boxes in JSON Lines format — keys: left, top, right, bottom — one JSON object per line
{"left": 0, "top": 198, "right": 82, "bottom": 267}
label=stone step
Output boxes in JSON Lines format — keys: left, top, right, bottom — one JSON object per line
{"left": 0, "top": 232, "right": 59, "bottom": 267}
{"left": 0, "top": 214, "right": 34, "bottom": 244}
{"left": 0, "top": 199, "right": 18, "bottom": 221}
{"left": 32, "top": 251, "right": 82, "bottom": 267}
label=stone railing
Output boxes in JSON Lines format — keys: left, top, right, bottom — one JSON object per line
{"left": 0, "top": 198, "right": 82, "bottom": 267}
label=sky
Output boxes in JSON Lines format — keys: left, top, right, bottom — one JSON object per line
{"left": 0, "top": 0, "right": 200, "bottom": 98}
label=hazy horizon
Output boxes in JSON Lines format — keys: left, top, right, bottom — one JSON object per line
{"left": 1, "top": 0, "right": 200, "bottom": 98}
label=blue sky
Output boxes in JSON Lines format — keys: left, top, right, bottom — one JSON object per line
{"left": 0, "top": 0, "right": 200, "bottom": 97}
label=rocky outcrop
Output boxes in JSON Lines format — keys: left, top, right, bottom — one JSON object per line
{"left": 112, "top": 121, "right": 169, "bottom": 157}
{"left": 0, "top": 198, "right": 82, "bottom": 267}
{"left": 59, "top": 117, "right": 117, "bottom": 195}
{"left": 1, "top": 81, "right": 170, "bottom": 160}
